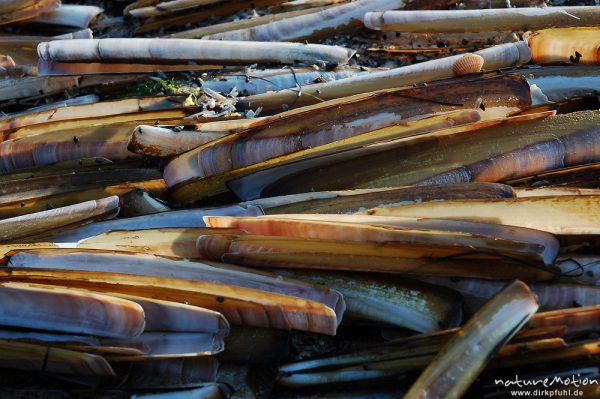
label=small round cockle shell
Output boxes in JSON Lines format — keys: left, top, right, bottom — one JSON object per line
{"left": 452, "top": 53, "right": 485, "bottom": 76}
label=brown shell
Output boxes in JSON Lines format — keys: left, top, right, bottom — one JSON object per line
{"left": 452, "top": 53, "right": 485, "bottom": 76}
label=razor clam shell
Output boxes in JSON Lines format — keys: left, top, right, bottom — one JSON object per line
{"left": 222, "top": 111, "right": 484, "bottom": 201}
{"left": 72, "top": 227, "right": 242, "bottom": 259}
{"left": 403, "top": 281, "right": 537, "bottom": 399}
{"left": 419, "top": 277, "right": 600, "bottom": 312}
{"left": 273, "top": 270, "right": 463, "bottom": 333}
{"left": 0, "top": 228, "right": 241, "bottom": 259}
{"left": 128, "top": 125, "right": 228, "bottom": 157}
{"left": 2, "top": 94, "right": 99, "bottom": 120}
{"left": 0, "top": 0, "right": 59, "bottom": 26}
{"left": 0, "top": 182, "right": 164, "bottom": 220}
{"left": 131, "top": 0, "right": 246, "bottom": 17}
{"left": 362, "top": 195, "right": 600, "bottom": 235}
{"left": 109, "top": 293, "right": 230, "bottom": 335}
{"left": 281, "top": 0, "right": 347, "bottom": 9}
{"left": 0, "top": 95, "right": 190, "bottom": 132}
{"left": 170, "top": 74, "right": 530, "bottom": 182}
{"left": 489, "top": 340, "right": 600, "bottom": 370}
{"left": 37, "top": 39, "right": 355, "bottom": 67}
{"left": 243, "top": 183, "right": 514, "bottom": 209}
{"left": 527, "top": 28, "right": 600, "bottom": 65}
{"left": 202, "top": 214, "right": 559, "bottom": 266}
{"left": 29, "top": 5, "right": 103, "bottom": 28}
{"left": 44, "top": 205, "right": 263, "bottom": 242}
{"left": 0, "top": 127, "right": 136, "bottom": 172}
{"left": 204, "top": 0, "right": 410, "bottom": 42}
{"left": 0, "top": 267, "right": 339, "bottom": 335}
{"left": 234, "top": 112, "right": 552, "bottom": 198}
{"left": 6, "top": 249, "right": 345, "bottom": 324}
{"left": 0, "top": 168, "right": 162, "bottom": 206}
{"left": 278, "top": 306, "right": 595, "bottom": 377}
{"left": 506, "top": 162, "right": 600, "bottom": 188}
{"left": 200, "top": 67, "right": 368, "bottom": 96}
{"left": 0, "top": 282, "right": 145, "bottom": 339}
{"left": 0, "top": 196, "right": 119, "bottom": 242}
{"left": 514, "top": 187, "right": 600, "bottom": 198}
{"left": 0, "top": 74, "right": 79, "bottom": 101}
{"left": 135, "top": 0, "right": 299, "bottom": 34}
{"left": 528, "top": 305, "right": 600, "bottom": 336}
{"left": 0, "top": 0, "right": 37, "bottom": 13}
{"left": 364, "top": 7, "right": 600, "bottom": 33}
{"left": 104, "top": 332, "right": 224, "bottom": 359}
{"left": 167, "top": 6, "right": 338, "bottom": 39}
{"left": 54, "top": 28, "right": 94, "bottom": 39}
{"left": 269, "top": 109, "right": 600, "bottom": 194}
{"left": 0, "top": 331, "right": 99, "bottom": 346}
{"left": 277, "top": 308, "right": 597, "bottom": 389}
{"left": 417, "top": 124, "right": 600, "bottom": 185}
{"left": 256, "top": 183, "right": 515, "bottom": 213}
{"left": 0, "top": 340, "right": 115, "bottom": 379}
{"left": 218, "top": 251, "right": 555, "bottom": 281}
{"left": 240, "top": 42, "right": 531, "bottom": 112}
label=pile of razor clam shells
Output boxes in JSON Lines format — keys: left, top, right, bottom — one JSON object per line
{"left": 1, "top": 0, "right": 600, "bottom": 398}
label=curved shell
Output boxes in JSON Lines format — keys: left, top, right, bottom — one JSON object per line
{"left": 452, "top": 53, "right": 484, "bottom": 76}
{"left": 0, "top": 282, "right": 145, "bottom": 339}
{"left": 527, "top": 28, "right": 600, "bottom": 65}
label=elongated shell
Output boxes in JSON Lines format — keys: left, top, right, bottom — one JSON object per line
{"left": 364, "top": 7, "right": 600, "bottom": 33}
{"left": 528, "top": 305, "right": 600, "bottom": 336}
{"left": 128, "top": 125, "right": 227, "bottom": 157}
{"left": 0, "top": 0, "right": 59, "bottom": 26}
{"left": 0, "top": 196, "right": 119, "bottom": 242}
{"left": 164, "top": 74, "right": 531, "bottom": 189}
{"left": 419, "top": 277, "right": 600, "bottom": 312}
{"left": 30, "top": 5, "right": 103, "bottom": 28}
{"left": 274, "top": 270, "right": 462, "bottom": 333}
{"left": 404, "top": 281, "right": 537, "bottom": 399}
{"left": 37, "top": 39, "right": 355, "bottom": 67}
{"left": 0, "top": 95, "right": 189, "bottom": 132}
{"left": 417, "top": 124, "right": 600, "bottom": 185}
{"left": 527, "top": 28, "right": 600, "bottom": 65}
{"left": 239, "top": 42, "right": 531, "bottom": 112}
{"left": 363, "top": 195, "right": 600, "bottom": 235}
{"left": 0, "top": 340, "right": 115, "bottom": 381}
{"left": 110, "top": 293, "right": 229, "bottom": 335}
{"left": 0, "top": 0, "right": 38, "bottom": 13}
{"left": 0, "top": 330, "right": 99, "bottom": 346}
{"left": 104, "top": 332, "right": 224, "bottom": 360}
{"left": 0, "top": 282, "right": 145, "bottom": 339}
{"left": 6, "top": 249, "right": 345, "bottom": 324}
{"left": 249, "top": 182, "right": 515, "bottom": 213}
{"left": 45, "top": 205, "right": 263, "bottom": 242}
{"left": 204, "top": 0, "right": 409, "bottom": 42}
{"left": 4, "top": 253, "right": 342, "bottom": 335}
{"left": 72, "top": 227, "right": 240, "bottom": 259}
{"left": 202, "top": 214, "right": 559, "bottom": 266}
{"left": 130, "top": 0, "right": 233, "bottom": 17}
{"left": 200, "top": 67, "right": 368, "bottom": 96}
